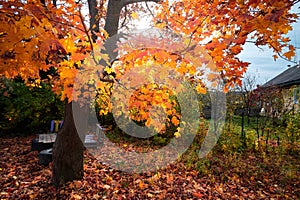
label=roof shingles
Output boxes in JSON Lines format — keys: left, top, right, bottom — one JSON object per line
{"left": 263, "top": 64, "right": 300, "bottom": 87}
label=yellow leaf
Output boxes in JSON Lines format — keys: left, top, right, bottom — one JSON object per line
{"left": 174, "top": 131, "right": 181, "bottom": 138}
{"left": 131, "top": 12, "right": 139, "bottom": 20}
{"left": 196, "top": 85, "right": 206, "bottom": 94}
{"left": 61, "top": 34, "right": 76, "bottom": 54}
{"left": 104, "top": 67, "right": 114, "bottom": 74}
{"left": 155, "top": 21, "right": 167, "bottom": 29}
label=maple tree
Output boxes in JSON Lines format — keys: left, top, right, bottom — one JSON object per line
{"left": 0, "top": 0, "right": 162, "bottom": 186}
{"left": 0, "top": 0, "right": 299, "bottom": 187}
{"left": 0, "top": 0, "right": 94, "bottom": 186}
{"left": 156, "top": 0, "right": 299, "bottom": 89}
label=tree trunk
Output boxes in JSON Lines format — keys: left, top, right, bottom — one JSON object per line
{"left": 51, "top": 0, "right": 159, "bottom": 187}
{"left": 104, "top": 0, "right": 122, "bottom": 37}
{"left": 52, "top": 102, "right": 84, "bottom": 187}
{"left": 103, "top": 0, "right": 123, "bottom": 61}
{"left": 88, "top": 0, "right": 99, "bottom": 42}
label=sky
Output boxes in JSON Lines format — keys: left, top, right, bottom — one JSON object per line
{"left": 238, "top": 19, "right": 300, "bottom": 85}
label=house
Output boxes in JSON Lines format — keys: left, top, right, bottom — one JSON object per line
{"left": 263, "top": 63, "right": 300, "bottom": 112}
{"left": 264, "top": 64, "right": 300, "bottom": 88}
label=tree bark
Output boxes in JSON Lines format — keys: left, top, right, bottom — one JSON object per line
{"left": 103, "top": 0, "right": 123, "bottom": 61}
{"left": 88, "top": 0, "right": 99, "bottom": 42}
{"left": 104, "top": 0, "right": 160, "bottom": 60}
{"left": 52, "top": 102, "right": 84, "bottom": 187}
{"left": 104, "top": 0, "right": 123, "bottom": 37}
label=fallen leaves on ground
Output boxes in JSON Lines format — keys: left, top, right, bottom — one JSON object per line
{"left": 0, "top": 136, "right": 299, "bottom": 199}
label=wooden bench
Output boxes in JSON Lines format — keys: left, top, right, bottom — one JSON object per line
{"left": 31, "top": 133, "right": 57, "bottom": 151}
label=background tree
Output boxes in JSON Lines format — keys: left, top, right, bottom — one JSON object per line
{"left": 238, "top": 73, "right": 259, "bottom": 147}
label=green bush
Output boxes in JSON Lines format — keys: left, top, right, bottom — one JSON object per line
{"left": 0, "top": 78, "right": 64, "bottom": 136}
{"left": 285, "top": 112, "right": 300, "bottom": 151}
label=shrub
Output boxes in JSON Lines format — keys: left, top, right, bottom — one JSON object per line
{"left": 0, "top": 78, "right": 64, "bottom": 136}
{"left": 285, "top": 112, "right": 300, "bottom": 151}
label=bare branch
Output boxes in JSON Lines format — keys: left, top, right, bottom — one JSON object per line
{"left": 99, "top": 78, "right": 114, "bottom": 83}
{"left": 121, "top": 0, "right": 160, "bottom": 7}
{"left": 78, "top": 7, "right": 98, "bottom": 64}
{"left": 277, "top": 52, "right": 298, "bottom": 64}
{"left": 267, "top": 41, "right": 298, "bottom": 64}
{"left": 145, "top": 2, "right": 156, "bottom": 19}
{"left": 120, "top": 5, "right": 128, "bottom": 29}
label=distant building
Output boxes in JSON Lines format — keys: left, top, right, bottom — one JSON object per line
{"left": 264, "top": 64, "right": 300, "bottom": 88}
{"left": 263, "top": 63, "right": 300, "bottom": 112}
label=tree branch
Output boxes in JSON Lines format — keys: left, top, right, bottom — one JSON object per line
{"left": 145, "top": 2, "right": 156, "bottom": 19}
{"left": 120, "top": 5, "right": 128, "bottom": 29}
{"left": 87, "top": 0, "right": 99, "bottom": 42}
{"left": 99, "top": 77, "right": 114, "bottom": 83}
{"left": 277, "top": 52, "right": 298, "bottom": 64}
{"left": 121, "top": 0, "right": 160, "bottom": 7}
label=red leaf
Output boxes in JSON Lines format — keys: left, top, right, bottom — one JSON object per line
{"left": 193, "top": 192, "right": 204, "bottom": 198}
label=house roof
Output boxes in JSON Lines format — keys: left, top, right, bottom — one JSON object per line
{"left": 263, "top": 64, "right": 300, "bottom": 87}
